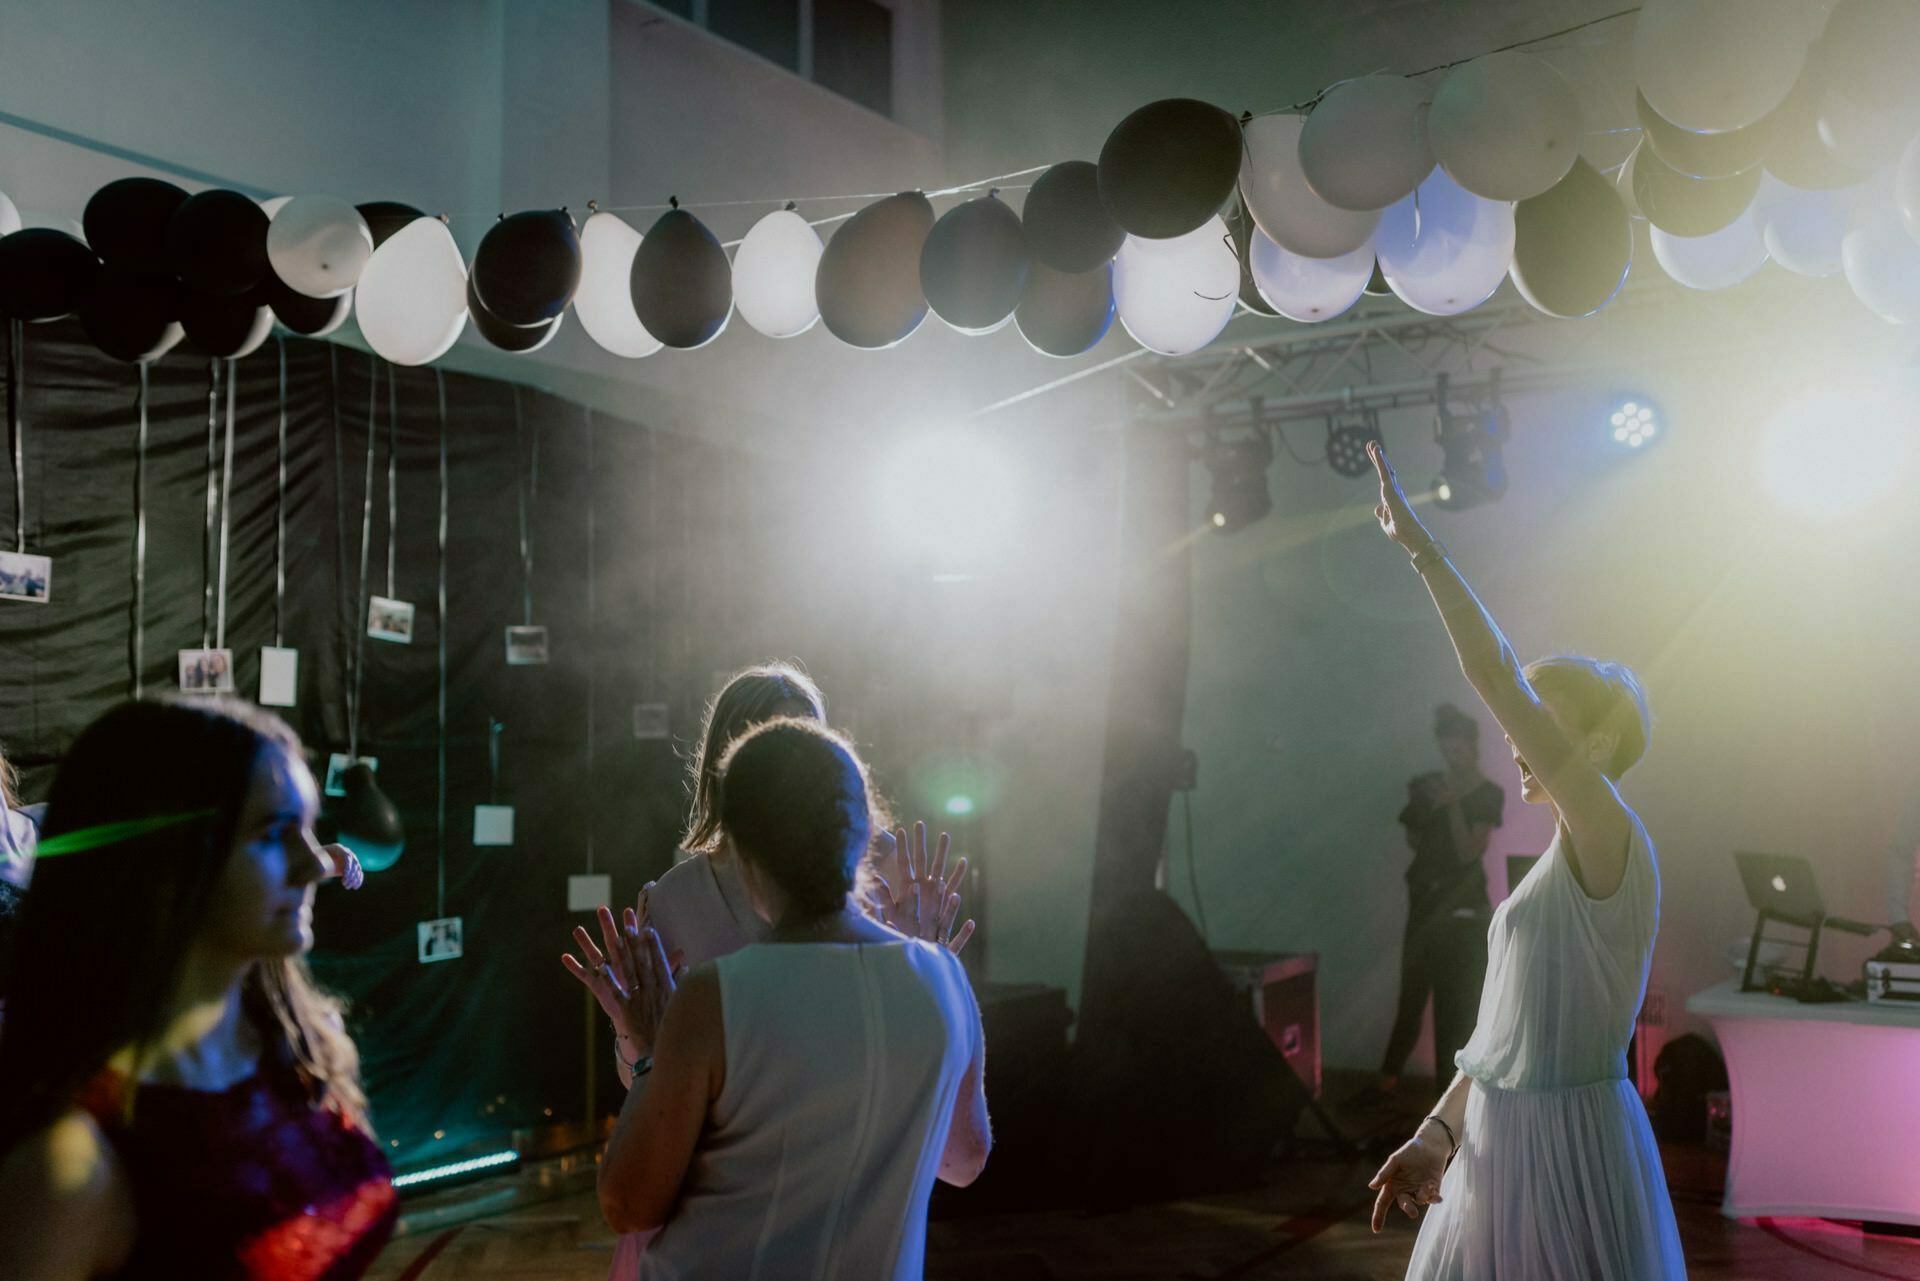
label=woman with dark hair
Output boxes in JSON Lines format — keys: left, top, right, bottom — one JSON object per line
{"left": 1363, "top": 444, "right": 1682, "bottom": 1278}
{"left": 591, "top": 718, "right": 989, "bottom": 1278}
{"left": 0, "top": 698, "right": 394, "bottom": 1281}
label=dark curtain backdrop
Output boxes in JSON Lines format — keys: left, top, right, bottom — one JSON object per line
{"left": 0, "top": 319, "right": 798, "bottom": 1166}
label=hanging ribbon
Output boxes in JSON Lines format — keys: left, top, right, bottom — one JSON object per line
{"left": 349, "top": 358, "right": 378, "bottom": 761}
{"left": 214, "top": 359, "right": 238, "bottom": 650}
{"left": 202, "top": 360, "right": 219, "bottom": 649}
{"left": 512, "top": 385, "right": 537, "bottom": 627}
{"left": 130, "top": 365, "right": 148, "bottom": 698}
{"left": 584, "top": 406, "right": 597, "bottom": 877}
{"left": 7, "top": 320, "right": 23, "bottom": 553}
{"left": 387, "top": 362, "right": 399, "bottom": 600}
{"left": 435, "top": 368, "right": 449, "bottom": 920}
{"left": 274, "top": 339, "right": 287, "bottom": 648}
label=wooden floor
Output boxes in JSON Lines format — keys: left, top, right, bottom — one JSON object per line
{"left": 367, "top": 1087, "right": 1920, "bottom": 1281}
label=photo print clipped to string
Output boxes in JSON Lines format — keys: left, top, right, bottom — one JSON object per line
{"left": 473, "top": 718, "right": 514, "bottom": 847}
{"left": 567, "top": 873, "right": 612, "bottom": 914}
{"left": 504, "top": 387, "right": 548, "bottom": 665}
{"left": 367, "top": 361, "right": 412, "bottom": 643}
{"left": 416, "top": 916, "right": 464, "bottom": 965}
{"left": 3, "top": 320, "right": 50, "bottom": 605}
{"left": 181, "top": 358, "right": 239, "bottom": 694}
{"left": 259, "top": 341, "right": 298, "bottom": 705}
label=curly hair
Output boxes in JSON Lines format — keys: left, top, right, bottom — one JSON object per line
{"left": 1524, "top": 656, "right": 1653, "bottom": 780}
{"left": 717, "top": 718, "right": 871, "bottom": 919}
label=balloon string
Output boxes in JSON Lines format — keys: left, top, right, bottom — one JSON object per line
{"left": 350, "top": 358, "right": 377, "bottom": 762}
{"left": 7, "top": 320, "right": 23, "bottom": 553}
{"left": 131, "top": 364, "right": 147, "bottom": 699}
{"left": 386, "top": 364, "right": 398, "bottom": 600}
{"left": 512, "top": 385, "right": 534, "bottom": 628}
{"left": 274, "top": 338, "right": 287, "bottom": 649}
{"left": 583, "top": 405, "right": 596, "bottom": 878}
{"left": 1247, "top": 4, "right": 1642, "bottom": 118}
{"left": 435, "top": 367, "right": 448, "bottom": 921}
{"left": 215, "top": 360, "right": 237, "bottom": 650}
{"left": 202, "top": 360, "right": 217, "bottom": 651}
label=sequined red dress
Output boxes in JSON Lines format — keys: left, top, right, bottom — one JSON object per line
{"left": 79, "top": 1059, "right": 396, "bottom": 1281}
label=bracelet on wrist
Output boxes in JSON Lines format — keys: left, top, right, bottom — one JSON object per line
{"left": 1421, "top": 1114, "right": 1459, "bottom": 1158}
{"left": 1408, "top": 538, "right": 1449, "bottom": 573}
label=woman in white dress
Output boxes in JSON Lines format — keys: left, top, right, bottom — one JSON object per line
{"left": 589, "top": 717, "right": 990, "bottom": 1279}
{"left": 1363, "top": 443, "right": 1686, "bottom": 1279}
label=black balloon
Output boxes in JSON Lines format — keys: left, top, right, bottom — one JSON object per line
{"left": 357, "top": 202, "right": 427, "bottom": 250}
{"left": 0, "top": 229, "right": 100, "bottom": 322}
{"left": 629, "top": 207, "right": 732, "bottom": 350}
{"left": 920, "top": 194, "right": 1030, "bottom": 333}
{"left": 1226, "top": 201, "right": 1276, "bottom": 317}
{"left": 1636, "top": 91, "right": 1767, "bottom": 180}
{"left": 1015, "top": 261, "right": 1114, "bottom": 358}
{"left": 474, "top": 209, "right": 582, "bottom": 326}
{"left": 1631, "top": 144, "right": 1761, "bottom": 236}
{"left": 1098, "top": 98, "right": 1242, "bottom": 239}
{"left": 816, "top": 191, "right": 935, "bottom": 349}
{"left": 166, "top": 190, "right": 269, "bottom": 296}
{"left": 260, "top": 272, "right": 350, "bottom": 336}
{"left": 180, "top": 288, "right": 273, "bottom": 359}
{"left": 1023, "top": 160, "right": 1126, "bottom": 273}
{"left": 1510, "top": 160, "right": 1633, "bottom": 319}
{"left": 467, "top": 275, "right": 561, "bottom": 352}
{"left": 83, "top": 177, "right": 189, "bottom": 274}
{"left": 80, "top": 267, "right": 183, "bottom": 362}
{"left": 1763, "top": 73, "right": 1872, "bottom": 191}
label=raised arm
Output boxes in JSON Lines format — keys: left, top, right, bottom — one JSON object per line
{"left": 1368, "top": 443, "right": 1631, "bottom": 898}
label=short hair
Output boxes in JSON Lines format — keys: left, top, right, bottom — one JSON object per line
{"left": 718, "top": 718, "right": 871, "bottom": 918}
{"left": 1524, "top": 656, "right": 1652, "bottom": 780}
{"left": 1433, "top": 703, "right": 1479, "bottom": 746}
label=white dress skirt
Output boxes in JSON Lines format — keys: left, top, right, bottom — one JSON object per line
{"left": 1406, "top": 816, "right": 1686, "bottom": 1280}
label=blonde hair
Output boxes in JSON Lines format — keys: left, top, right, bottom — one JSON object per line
{"left": 0, "top": 738, "right": 18, "bottom": 811}
{"left": 1524, "top": 656, "right": 1652, "bottom": 780}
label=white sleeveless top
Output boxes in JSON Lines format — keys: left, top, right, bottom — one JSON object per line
{"left": 1456, "top": 813, "right": 1659, "bottom": 1090}
{"left": 637, "top": 939, "right": 978, "bottom": 1281}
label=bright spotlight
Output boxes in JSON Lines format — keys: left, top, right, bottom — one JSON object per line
{"left": 944, "top": 794, "right": 976, "bottom": 817}
{"left": 1608, "top": 395, "right": 1662, "bottom": 451}
{"left": 1760, "top": 386, "right": 1916, "bottom": 523}
{"left": 876, "top": 428, "right": 1021, "bottom": 576}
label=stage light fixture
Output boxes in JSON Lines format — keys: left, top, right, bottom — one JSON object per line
{"left": 392, "top": 1150, "right": 520, "bottom": 1190}
{"left": 1431, "top": 374, "right": 1510, "bottom": 512}
{"left": 1204, "top": 429, "right": 1274, "bottom": 533}
{"left": 1609, "top": 397, "right": 1661, "bottom": 450}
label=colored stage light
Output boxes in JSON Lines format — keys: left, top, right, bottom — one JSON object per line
{"left": 1609, "top": 398, "right": 1661, "bottom": 450}
{"left": 391, "top": 1149, "right": 519, "bottom": 1189}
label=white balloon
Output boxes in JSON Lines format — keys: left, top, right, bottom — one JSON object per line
{"left": 1896, "top": 133, "right": 1920, "bottom": 243}
{"left": 1239, "top": 114, "right": 1380, "bottom": 258}
{"left": 1817, "top": 87, "right": 1920, "bottom": 172}
{"left": 266, "top": 195, "right": 372, "bottom": 299}
{"left": 0, "top": 190, "right": 20, "bottom": 237}
{"left": 1651, "top": 206, "right": 1768, "bottom": 290}
{"left": 573, "top": 212, "right": 661, "bottom": 359}
{"left": 1113, "top": 217, "right": 1239, "bottom": 355}
{"left": 1298, "top": 76, "right": 1434, "bottom": 212}
{"left": 1633, "top": 0, "right": 1819, "bottom": 133}
{"left": 1843, "top": 206, "right": 1920, "bottom": 323}
{"left": 354, "top": 217, "right": 468, "bottom": 366}
{"left": 1615, "top": 143, "right": 1644, "bottom": 217}
{"left": 1428, "top": 53, "right": 1583, "bottom": 201}
{"left": 732, "top": 208, "right": 825, "bottom": 338}
{"left": 1249, "top": 226, "right": 1371, "bottom": 322}
{"left": 1375, "top": 168, "right": 1515, "bottom": 315}
{"left": 1754, "top": 173, "right": 1848, "bottom": 277}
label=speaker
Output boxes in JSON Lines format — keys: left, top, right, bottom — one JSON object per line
{"left": 1214, "top": 950, "right": 1321, "bottom": 1099}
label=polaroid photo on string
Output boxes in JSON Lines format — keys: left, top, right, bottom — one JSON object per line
{"left": 0, "top": 551, "right": 51, "bottom": 604}
{"left": 368, "top": 596, "right": 415, "bottom": 643}
{"left": 567, "top": 874, "right": 612, "bottom": 913}
{"left": 505, "top": 625, "right": 549, "bottom": 666}
{"left": 324, "top": 753, "right": 377, "bottom": 798}
{"left": 258, "top": 647, "right": 299, "bottom": 707}
{"left": 417, "top": 916, "right": 464, "bottom": 964}
{"left": 178, "top": 648, "right": 236, "bottom": 694}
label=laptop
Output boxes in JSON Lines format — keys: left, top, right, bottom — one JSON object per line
{"left": 1734, "top": 852, "right": 1827, "bottom": 929}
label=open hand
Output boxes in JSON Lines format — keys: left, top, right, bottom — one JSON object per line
{"left": 1368, "top": 441, "right": 1430, "bottom": 551}
{"left": 561, "top": 901, "right": 683, "bottom": 1051}
{"left": 866, "top": 821, "right": 976, "bottom": 955}
{"left": 1368, "top": 1130, "right": 1448, "bottom": 1232}
{"left": 322, "top": 843, "right": 364, "bottom": 890}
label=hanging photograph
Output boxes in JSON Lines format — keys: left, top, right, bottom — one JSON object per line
{"left": 632, "top": 702, "right": 670, "bottom": 740}
{"left": 324, "top": 752, "right": 377, "bottom": 798}
{"left": 416, "top": 916, "right": 464, "bottom": 964}
{"left": 259, "top": 646, "right": 299, "bottom": 707}
{"left": 368, "top": 595, "right": 415, "bottom": 643}
{"left": 505, "top": 624, "right": 549, "bottom": 666}
{"left": 0, "top": 551, "right": 52, "bottom": 604}
{"left": 567, "top": 873, "right": 612, "bottom": 913}
{"left": 177, "top": 648, "right": 236, "bottom": 694}
{"left": 473, "top": 804, "right": 515, "bottom": 847}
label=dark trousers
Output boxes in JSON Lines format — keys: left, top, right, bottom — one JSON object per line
{"left": 1381, "top": 897, "right": 1490, "bottom": 1080}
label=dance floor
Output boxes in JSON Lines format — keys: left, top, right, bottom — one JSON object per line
{"left": 366, "top": 1080, "right": 1920, "bottom": 1281}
